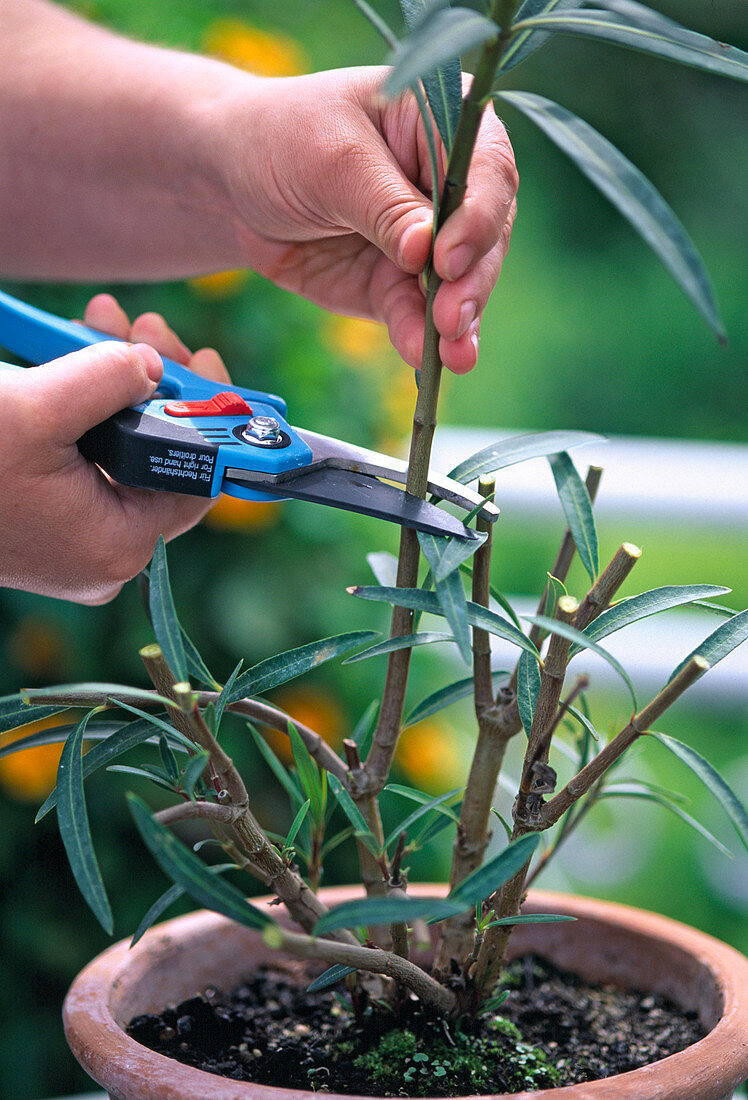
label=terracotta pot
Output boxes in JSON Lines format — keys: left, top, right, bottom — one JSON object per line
{"left": 63, "top": 886, "right": 748, "bottom": 1100}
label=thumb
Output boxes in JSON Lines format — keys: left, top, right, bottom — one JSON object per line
{"left": 21, "top": 341, "right": 163, "bottom": 444}
{"left": 338, "top": 141, "right": 434, "bottom": 273}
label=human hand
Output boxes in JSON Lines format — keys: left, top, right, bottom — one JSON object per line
{"left": 220, "top": 67, "right": 518, "bottom": 373}
{"left": 0, "top": 295, "right": 229, "bottom": 604}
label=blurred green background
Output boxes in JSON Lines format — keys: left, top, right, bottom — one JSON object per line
{"left": 0, "top": 1, "right": 745, "bottom": 1096}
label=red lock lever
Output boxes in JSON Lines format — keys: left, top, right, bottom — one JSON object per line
{"left": 164, "top": 392, "right": 252, "bottom": 418}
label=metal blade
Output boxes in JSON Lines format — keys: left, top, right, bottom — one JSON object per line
{"left": 223, "top": 467, "right": 481, "bottom": 541}
{"left": 290, "top": 428, "right": 500, "bottom": 524}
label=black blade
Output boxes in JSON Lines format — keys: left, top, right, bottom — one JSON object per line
{"left": 223, "top": 467, "right": 480, "bottom": 541}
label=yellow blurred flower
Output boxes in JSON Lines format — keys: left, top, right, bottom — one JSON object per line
{"left": 7, "top": 616, "right": 67, "bottom": 679}
{"left": 0, "top": 716, "right": 67, "bottom": 803}
{"left": 203, "top": 495, "right": 280, "bottom": 532}
{"left": 397, "top": 719, "right": 464, "bottom": 793}
{"left": 204, "top": 19, "right": 307, "bottom": 77}
{"left": 265, "top": 688, "right": 345, "bottom": 765}
{"left": 323, "top": 315, "right": 392, "bottom": 368}
{"left": 188, "top": 269, "right": 249, "bottom": 300}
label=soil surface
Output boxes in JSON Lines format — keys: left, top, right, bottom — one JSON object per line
{"left": 126, "top": 956, "right": 705, "bottom": 1094}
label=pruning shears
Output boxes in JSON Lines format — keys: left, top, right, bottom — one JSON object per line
{"left": 0, "top": 290, "right": 498, "bottom": 540}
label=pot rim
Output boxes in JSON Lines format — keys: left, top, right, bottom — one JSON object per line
{"left": 63, "top": 887, "right": 748, "bottom": 1100}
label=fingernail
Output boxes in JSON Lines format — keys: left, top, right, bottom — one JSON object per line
{"left": 132, "top": 343, "right": 163, "bottom": 384}
{"left": 469, "top": 319, "right": 480, "bottom": 363}
{"left": 457, "top": 300, "right": 477, "bottom": 339}
{"left": 399, "top": 214, "right": 433, "bottom": 268}
{"left": 445, "top": 243, "right": 476, "bottom": 282}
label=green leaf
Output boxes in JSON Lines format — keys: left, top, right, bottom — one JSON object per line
{"left": 458, "top": 566, "right": 522, "bottom": 629}
{"left": 214, "top": 660, "right": 244, "bottom": 732}
{"left": 525, "top": 614, "right": 637, "bottom": 707}
{"left": 343, "top": 632, "right": 454, "bottom": 664}
{"left": 57, "top": 711, "right": 113, "bottom": 934}
{"left": 35, "top": 717, "right": 173, "bottom": 821}
{"left": 547, "top": 452, "right": 598, "bottom": 582}
{"left": 484, "top": 913, "right": 577, "bottom": 928}
{"left": 447, "top": 429, "right": 602, "bottom": 485}
{"left": 288, "top": 723, "right": 327, "bottom": 825}
{"left": 131, "top": 883, "right": 184, "bottom": 946}
{"left": 580, "top": 585, "right": 732, "bottom": 653}
{"left": 404, "top": 671, "right": 508, "bottom": 727}
{"left": 351, "top": 699, "right": 379, "bottom": 754}
{"left": 0, "top": 694, "right": 68, "bottom": 734}
{"left": 669, "top": 608, "right": 748, "bottom": 684}
{"left": 181, "top": 750, "right": 211, "bottom": 798}
{"left": 512, "top": 3, "right": 748, "bottom": 84}
{"left": 350, "top": 587, "right": 540, "bottom": 659}
{"left": 418, "top": 530, "right": 487, "bottom": 583}
{"left": 227, "top": 632, "right": 378, "bottom": 702}
{"left": 385, "top": 7, "right": 497, "bottom": 97}
{"left": 107, "top": 764, "right": 176, "bottom": 795}
{"left": 385, "top": 783, "right": 460, "bottom": 821}
{"left": 367, "top": 551, "right": 399, "bottom": 587}
{"left": 651, "top": 733, "right": 748, "bottom": 853}
{"left": 498, "top": 92, "right": 725, "bottom": 337}
{"left": 158, "top": 735, "right": 179, "bottom": 783}
{"left": 418, "top": 533, "right": 473, "bottom": 664}
{"left": 399, "top": 0, "right": 463, "bottom": 151}
{"left": 499, "top": 0, "right": 580, "bottom": 75}
{"left": 599, "top": 786, "right": 733, "bottom": 858}
{"left": 516, "top": 650, "right": 541, "bottom": 737}
{"left": 2, "top": 720, "right": 122, "bottom": 761}
{"left": 314, "top": 894, "right": 465, "bottom": 935}
{"left": 149, "top": 536, "right": 188, "bottom": 683}
{"left": 384, "top": 788, "right": 463, "bottom": 851}
{"left": 307, "top": 964, "right": 356, "bottom": 992}
{"left": 139, "top": 567, "right": 218, "bottom": 689}
{"left": 448, "top": 834, "right": 540, "bottom": 907}
{"left": 284, "top": 800, "right": 311, "bottom": 850}
{"left": 128, "top": 794, "right": 273, "bottom": 929}
{"left": 327, "top": 774, "right": 380, "bottom": 855}
{"left": 248, "top": 724, "right": 305, "bottom": 809}
{"left": 110, "top": 700, "right": 195, "bottom": 751}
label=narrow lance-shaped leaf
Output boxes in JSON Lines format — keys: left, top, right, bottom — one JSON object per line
{"left": 351, "top": 699, "right": 379, "bottom": 753}
{"left": 419, "top": 532, "right": 473, "bottom": 664}
{"left": 315, "top": 894, "right": 466, "bottom": 935}
{"left": 448, "top": 834, "right": 541, "bottom": 907}
{"left": 547, "top": 451, "right": 598, "bottom": 582}
{"left": 130, "top": 862, "right": 238, "bottom": 946}
{"left": 384, "top": 788, "right": 463, "bottom": 851}
{"left": 418, "top": 530, "right": 487, "bottom": 583}
{"left": 598, "top": 786, "right": 733, "bottom": 858}
{"left": 498, "top": 0, "right": 581, "bottom": 76}
{"left": 284, "top": 800, "right": 311, "bottom": 851}
{"left": 516, "top": 650, "right": 541, "bottom": 738}
{"left": 0, "top": 693, "right": 68, "bottom": 734}
{"left": 307, "top": 964, "right": 357, "bottom": 992}
{"left": 669, "top": 608, "right": 748, "bottom": 684}
{"left": 511, "top": 3, "right": 748, "bottom": 84}
{"left": 2, "top": 720, "right": 122, "bottom": 762}
{"left": 181, "top": 750, "right": 211, "bottom": 798}
{"left": 149, "top": 536, "right": 188, "bottom": 683}
{"left": 651, "top": 733, "right": 748, "bottom": 853}
{"left": 386, "top": 783, "right": 461, "bottom": 820}
{"left": 579, "top": 585, "right": 732, "bottom": 653}
{"left": 248, "top": 724, "right": 305, "bottom": 809}
{"left": 405, "top": 671, "right": 509, "bottom": 727}
{"left": 385, "top": 7, "right": 498, "bottom": 98}
{"left": 498, "top": 91, "right": 724, "bottom": 337}
{"left": 399, "top": 0, "right": 463, "bottom": 152}
{"left": 227, "top": 632, "right": 378, "bottom": 703}
{"left": 447, "top": 429, "right": 602, "bottom": 486}
{"left": 214, "top": 660, "right": 244, "bottom": 731}
{"left": 327, "top": 774, "right": 380, "bottom": 856}
{"left": 139, "top": 568, "right": 217, "bottom": 689}
{"left": 349, "top": 586, "right": 540, "bottom": 659}
{"left": 525, "top": 614, "right": 637, "bottom": 707}
{"left": 128, "top": 794, "right": 273, "bottom": 930}
{"left": 289, "top": 723, "right": 326, "bottom": 825}
{"left": 57, "top": 710, "right": 113, "bottom": 934}
{"left": 344, "top": 632, "right": 454, "bottom": 665}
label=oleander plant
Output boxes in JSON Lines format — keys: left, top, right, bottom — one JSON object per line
{"left": 2, "top": 0, "right": 748, "bottom": 1092}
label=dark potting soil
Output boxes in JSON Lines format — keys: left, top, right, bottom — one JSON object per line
{"left": 126, "top": 956, "right": 705, "bottom": 1094}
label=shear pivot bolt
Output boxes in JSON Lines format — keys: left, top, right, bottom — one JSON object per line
{"left": 243, "top": 415, "right": 282, "bottom": 444}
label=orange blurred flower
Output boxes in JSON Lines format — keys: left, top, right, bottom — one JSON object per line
{"left": 0, "top": 715, "right": 69, "bottom": 803}
{"left": 203, "top": 495, "right": 280, "bottom": 532}
{"left": 396, "top": 719, "right": 464, "bottom": 793}
{"left": 323, "top": 315, "right": 392, "bottom": 368}
{"left": 7, "top": 616, "right": 67, "bottom": 679}
{"left": 265, "top": 687, "right": 345, "bottom": 765}
{"left": 188, "top": 269, "right": 249, "bottom": 300}
{"left": 204, "top": 19, "right": 307, "bottom": 77}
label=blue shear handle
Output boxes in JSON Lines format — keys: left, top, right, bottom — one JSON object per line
{"left": 0, "top": 289, "right": 286, "bottom": 414}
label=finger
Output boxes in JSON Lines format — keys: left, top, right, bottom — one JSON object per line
{"left": 433, "top": 114, "right": 518, "bottom": 283}
{"left": 333, "top": 129, "right": 435, "bottom": 275}
{"left": 83, "top": 293, "right": 132, "bottom": 339}
{"left": 439, "top": 319, "right": 480, "bottom": 375}
{"left": 19, "top": 341, "right": 162, "bottom": 446}
{"left": 130, "top": 312, "right": 192, "bottom": 365}
{"left": 188, "top": 346, "right": 231, "bottom": 385}
{"left": 431, "top": 244, "right": 506, "bottom": 343}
